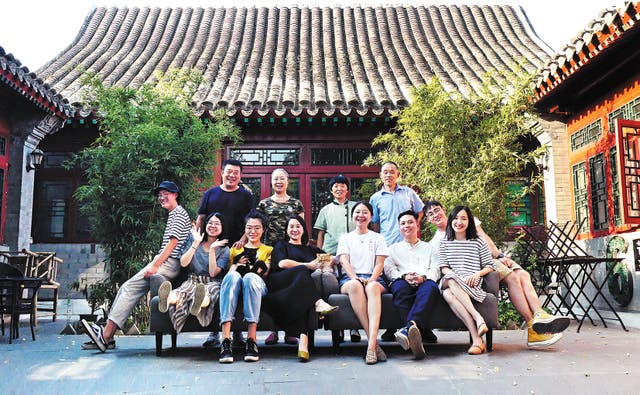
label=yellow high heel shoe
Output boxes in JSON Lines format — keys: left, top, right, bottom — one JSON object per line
{"left": 297, "top": 349, "right": 310, "bottom": 362}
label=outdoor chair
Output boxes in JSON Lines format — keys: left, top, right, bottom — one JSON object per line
{"left": 0, "top": 277, "right": 42, "bottom": 342}
{"left": 21, "top": 251, "right": 61, "bottom": 321}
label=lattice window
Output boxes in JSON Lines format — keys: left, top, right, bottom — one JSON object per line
{"left": 570, "top": 119, "right": 602, "bottom": 151}
{"left": 572, "top": 162, "right": 590, "bottom": 233}
{"left": 609, "top": 97, "right": 640, "bottom": 132}
{"left": 610, "top": 147, "right": 622, "bottom": 226}
{"left": 230, "top": 148, "right": 300, "bottom": 166}
{"left": 616, "top": 122, "right": 640, "bottom": 223}
{"left": 311, "top": 148, "right": 376, "bottom": 166}
{"left": 589, "top": 153, "right": 609, "bottom": 231}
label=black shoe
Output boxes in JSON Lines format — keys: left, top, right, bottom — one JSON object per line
{"left": 232, "top": 331, "right": 246, "bottom": 349}
{"left": 350, "top": 329, "right": 361, "bottom": 343}
{"left": 244, "top": 338, "right": 259, "bottom": 362}
{"left": 219, "top": 338, "right": 233, "bottom": 363}
{"left": 82, "top": 339, "right": 116, "bottom": 350}
{"left": 202, "top": 331, "right": 220, "bottom": 348}
{"left": 380, "top": 328, "right": 396, "bottom": 342}
{"left": 423, "top": 328, "right": 438, "bottom": 344}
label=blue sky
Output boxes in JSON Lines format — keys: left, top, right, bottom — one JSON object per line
{"left": 0, "top": 0, "right": 619, "bottom": 70}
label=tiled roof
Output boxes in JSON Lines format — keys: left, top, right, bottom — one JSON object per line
{"left": 37, "top": 5, "right": 552, "bottom": 118}
{"left": 535, "top": 1, "right": 640, "bottom": 101}
{"left": 0, "top": 46, "right": 73, "bottom": 118}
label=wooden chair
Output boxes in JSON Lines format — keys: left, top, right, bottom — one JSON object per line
{"left": 22, "top": 251, "right": 62, "bottom": 322}
{"left": 0, "top": 278, "right": 42, "bottom": 342}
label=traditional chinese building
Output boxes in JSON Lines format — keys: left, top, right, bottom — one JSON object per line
{"left": 3, "top": 5, "right": 552, "bottom": 295}
{"left": 534, "top": 1, "right": 639, "bottom": 310}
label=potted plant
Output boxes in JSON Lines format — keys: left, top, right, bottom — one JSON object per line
{"left": 72, "top": 279, "right": 110, "bottom": 322}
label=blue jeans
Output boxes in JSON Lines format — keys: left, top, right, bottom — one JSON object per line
{"left": 219, "top": 271, "right": 267, "bottom": 324}
{"left": 390, "top": 279, "right": 440, "bottom": 329}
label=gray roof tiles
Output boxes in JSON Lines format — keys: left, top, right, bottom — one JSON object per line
{"left": 37, "top": 5, "right": 552, "bottom": 117}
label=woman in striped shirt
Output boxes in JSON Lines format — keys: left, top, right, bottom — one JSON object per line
{"left": 438, "top": 205, "right": 495, "bottom": 355}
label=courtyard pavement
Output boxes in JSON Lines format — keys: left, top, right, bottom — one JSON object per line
{"left": 1, "top": 304, "right": 637, "bottom": 395}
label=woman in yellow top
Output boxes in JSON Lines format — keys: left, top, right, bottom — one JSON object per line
{"left": 218, "top": 211, "right": 272, "bottom": 363}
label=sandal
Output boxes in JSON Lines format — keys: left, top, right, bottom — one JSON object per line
{"left": 375, "top": 344, "right": 387, "bottom": 362}
{"left": 477, "top": 322, "right": 488, "bottom": 337}
{"left": 468, "top": 342, "right": 486, "bottom": 355}
{"left": 365, "top": 348, "right": 377, "bottom": 364}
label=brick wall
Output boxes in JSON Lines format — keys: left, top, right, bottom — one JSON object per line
{"left": 31, "top": 243, "right": 107, "bottom": 298}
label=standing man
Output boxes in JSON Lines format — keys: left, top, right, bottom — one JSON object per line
{"left": 370, "top": 161, "right": 425, "bottom": 341}
{"left": 314, "top": 174, "right": 357, "bottom": 256}
{"left": 313, "top": 174, "right": 360, "bottom": 342}
{"left": 82, "top": 181, "right": 191, "bottom": 352}
{"left": 424, "top": 200, "right": 570, "bottom": 348}
{"left": 197, "top": 159, "right": 254, "bottom": 348}
{"left": 384, "top": 210, "right": 440, "bottom": 360}
{"left": 370, "top": 161, "right": 424, "bottom": 246}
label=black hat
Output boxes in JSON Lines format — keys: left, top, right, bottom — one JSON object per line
{"left": 329, "top": 174, "right": 349, "bottom": 190}
{"left": 153, "top": 181, "right": 180, "bottom": 195}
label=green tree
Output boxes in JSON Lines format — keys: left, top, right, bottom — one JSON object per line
{"left": 74, "top": 69, "right": 240, "bottom": 308}
{"left": 367, "top": 72, "right": 545, "bottom": 241}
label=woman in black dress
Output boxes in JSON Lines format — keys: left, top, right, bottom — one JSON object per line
{"left": 264, "top": 215, "right": 338, "bottom": 362}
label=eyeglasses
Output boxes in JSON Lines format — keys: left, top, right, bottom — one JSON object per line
{"left": 425, "top": 207, "right": 443, "bottom": 219}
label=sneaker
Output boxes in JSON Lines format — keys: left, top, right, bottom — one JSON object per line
{"left": 190, "top": 283, "right": 206, "bottom": 315}
{"left": 527, "top": 327, "right": 563, "bottom": 348}
{"left": 202, "top": 332, "right": 221, "bottom": 348}
{"left": 82, "top": 340, "right": 116, "bottom": 350}
{"left": 407, "top": 323, "right": 426, "bottom": 360}
{"left": 244, "top": 338, "right": 260, "bottom": 362}
{"left": 394, "top": 326, "right": 411, "bottom": 351}
{"left": 350, "top": 329, "right": 361, "bottom": 342}
{"left": 233, "top": 331, "right": 246, "bottom": 349}
{"left": 380, "top": 328, "right": 396, "bottom": 342}
{"left": 158, "top": 281, "right": 171, "bottom": 313}
{"left": 219, "top": 338, "right": 233, "bottom": 363}
{"left": 80, "top": 319, "right": 107, "bottom": 353}
{"left": 264, "top": 331, "right": 279, "bottom": 345}
{"left": 531, "top": 310, "right": 570, "bottom": 334}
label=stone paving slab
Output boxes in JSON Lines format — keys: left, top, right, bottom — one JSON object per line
{"left": 0, "top": 313, "right": 637, "bottom": 394}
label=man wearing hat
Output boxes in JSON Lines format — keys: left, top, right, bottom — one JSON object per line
{"left": 81, "top": 181, "right": 191, "bottom": 352}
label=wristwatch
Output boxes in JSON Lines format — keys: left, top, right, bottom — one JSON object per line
{"left": 496, "top": 252, "right": 505, "bottom": 259}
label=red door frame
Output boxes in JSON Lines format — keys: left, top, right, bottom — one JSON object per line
{"left": 228, "top": 142, "right": 380, "bottom": 228}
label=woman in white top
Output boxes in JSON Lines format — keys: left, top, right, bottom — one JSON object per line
{"left": 336, "top": 201, "right": 389, "bottom": 364}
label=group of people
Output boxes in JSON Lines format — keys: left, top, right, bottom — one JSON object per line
{"left": 81, "top": 160, "right": 570, "bottom": 365}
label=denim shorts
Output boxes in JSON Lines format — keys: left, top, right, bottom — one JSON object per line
{"left": 338, "top": 273, "right": 388, "bottom": 291}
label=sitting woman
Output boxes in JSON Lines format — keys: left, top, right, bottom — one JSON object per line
{"left": 158, "top": 212, "right": 230, "bottom": 334}
{"left": 264, "top": 215, "right": 338, "bottom": 362}
{"left": 336, "top": 201, "right": 389, "bottom": 364}
{"left": 218, "top": 210, "right": 271, "bottom": 364}
{"left": 438, "top": 205, "right": 495, "bottom": 355}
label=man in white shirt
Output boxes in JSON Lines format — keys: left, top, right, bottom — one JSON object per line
{"left": 384, "top": 210, "right": 440, "bottom": 359}
{"left": 424, "top": 200, "right": 570, "bottom": 348}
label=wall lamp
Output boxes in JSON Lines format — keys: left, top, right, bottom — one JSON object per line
{"left": 26, "top": 148, "right": 44, "bottom": 172}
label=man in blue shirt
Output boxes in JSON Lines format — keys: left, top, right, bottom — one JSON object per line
{"left": 370, "top": 161, "right": 424, "bottom": 246}
{"left": 369, "top": 161, "right": 425, "bottom": 342}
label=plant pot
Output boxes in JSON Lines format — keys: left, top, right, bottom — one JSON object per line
{"left": 79, "top": 313, "right": 98, "bottom": 322}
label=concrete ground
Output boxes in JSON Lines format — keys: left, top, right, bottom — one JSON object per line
{"left": 1, "top": 303, "right": 637, "bottom": 395}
